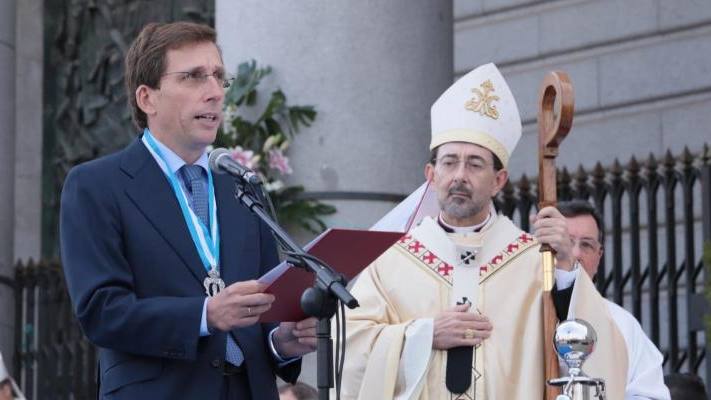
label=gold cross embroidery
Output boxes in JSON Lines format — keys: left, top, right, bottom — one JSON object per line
{"left": 465, "top": 79, "right": 500, "bottom": 120}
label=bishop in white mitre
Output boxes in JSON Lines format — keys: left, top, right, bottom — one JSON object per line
{"left": 339, "top": 63, "right": 662, "bottom": 400}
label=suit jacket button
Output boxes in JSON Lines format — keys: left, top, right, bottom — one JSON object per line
{"left": 212, "top": 359, "right": 221, "bottom": 368}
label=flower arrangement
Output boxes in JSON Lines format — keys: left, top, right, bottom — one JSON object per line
{"left": 213, "top": 60, "right": 336, "bottom": 233}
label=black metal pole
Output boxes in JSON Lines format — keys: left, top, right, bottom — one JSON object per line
{"left": 299, "top": 283, "right": 339, "bottom": 400}
{"left": 301, "top": 288, "right": 338, "bottom": 400}
{"left": 316, "top": 318, "right": 334, "bottom": 400}
{"left": 700, "top": 160, "right": 711, "bottom": 387}
{"left": 231, "top": 180, "right": 358, "bottom": 400}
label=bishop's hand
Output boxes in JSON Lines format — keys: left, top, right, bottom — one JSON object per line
{"left": 432, "top": 304, "right": 492, "bottom": 350}
{"left": 531, "top": 206, "right": 575, "bottom": 270}
{"left": 273, "top": 317, "right": 318, "bottom": 358}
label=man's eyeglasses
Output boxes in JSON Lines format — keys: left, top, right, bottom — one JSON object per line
{"left": 571, "top": 237, "right": 601, "bottom": 254}
{"left": 162, "top": 70, "right": 234, "bottom": 89}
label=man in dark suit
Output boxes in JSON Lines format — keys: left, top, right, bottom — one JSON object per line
{"left": 60, "top": 21, "right": 317, "bottom": 399}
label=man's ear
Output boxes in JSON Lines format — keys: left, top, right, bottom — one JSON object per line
{"left": 425, "top": 163, "right": 435, "bottom": 183}
{"left": 491, "top": 168, "right": 509, "bottom": 196}
{"left": 135, "top": 84, "right": 159, "bottom": 117}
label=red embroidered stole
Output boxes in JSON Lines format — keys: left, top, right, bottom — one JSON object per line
{"left": 395, "top": 232, "right": 537, "bottom": 285}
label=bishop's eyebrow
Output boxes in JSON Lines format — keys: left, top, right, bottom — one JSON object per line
{"left": 465, "top": 155, "right": 488, "bottom": 162}
{"left": 439, "top": 154, "right": 488, "bottom": 162}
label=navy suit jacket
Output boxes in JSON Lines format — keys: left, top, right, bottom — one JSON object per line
{"left": 60, "top": 138, "right": 300, "bottom": 399}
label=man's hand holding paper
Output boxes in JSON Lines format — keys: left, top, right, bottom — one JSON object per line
{"left": 206, "top": 280, "right": 275, "bottom": 331}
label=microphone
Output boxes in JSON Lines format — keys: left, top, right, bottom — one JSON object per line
{"left": 208, "top": 148, "right": 262, "bottom": 185}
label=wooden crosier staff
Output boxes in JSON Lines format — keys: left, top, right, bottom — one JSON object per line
{"left": 537, "top": 71, "right": 574, "bottom": 400}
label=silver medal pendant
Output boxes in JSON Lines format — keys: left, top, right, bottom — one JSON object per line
{"left": 203, "top": 266, "right": 225, "bottom": 297}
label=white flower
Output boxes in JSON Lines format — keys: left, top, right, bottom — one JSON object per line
{"left": 264, "top": 180, "right": 285, "bottom": 192}
{"left": 263, "top": 135, "right": 280, "bottom": 152}
{"left": 222, "top": 105, "right": 238, "bottom": 134}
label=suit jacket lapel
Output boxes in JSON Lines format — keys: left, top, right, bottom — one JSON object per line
{"left": 214, "top": 174, "right": 259, "bottom": 285}
{"left": 120, "top": 139, "right": 207, "bottom": 286}
{"left": 214, "top": 175, "right": 269, "bottom": 355}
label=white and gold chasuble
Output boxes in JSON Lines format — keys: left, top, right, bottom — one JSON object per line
{"left": 341, "top": 215, "right": 628, "bottom": 400}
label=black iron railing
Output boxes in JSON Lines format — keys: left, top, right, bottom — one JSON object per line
{"left": 14, "top": 261, "right": 96, "bottom": 400}
{"left": 495, "top": 144, "right": 710, "bottom": 382}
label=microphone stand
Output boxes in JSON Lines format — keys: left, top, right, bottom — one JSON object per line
{"left": 231, "top": 178, "right": 359, "bottom": 400}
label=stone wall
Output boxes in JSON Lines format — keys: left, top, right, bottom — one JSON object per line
{"left": 217, "top": 0, "right": 453, "bottom": 232}
{"left": 0, "top": 0, "right": 17, "bottom": 371}
{"left": 454, "top": 0, "right": 711, "bottom": 179}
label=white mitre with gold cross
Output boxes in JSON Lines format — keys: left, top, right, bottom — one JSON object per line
{"left": 430, "top": 63, "right": 522, "bottom": 168}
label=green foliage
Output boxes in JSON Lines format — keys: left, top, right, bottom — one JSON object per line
{"left": 217, "top": 60, "right": 335, "bottom": 233}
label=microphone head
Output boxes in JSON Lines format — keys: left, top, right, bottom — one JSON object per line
{"left": 208, "top": 147, "right": 231, "bottom": 174}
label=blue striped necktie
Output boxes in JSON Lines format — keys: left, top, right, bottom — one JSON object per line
{"left": 181, "top": 165, "right": 244, "bottom": 366}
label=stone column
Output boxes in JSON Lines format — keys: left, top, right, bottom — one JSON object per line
{"left": 14, "top": 0, "right": 43, "bottom": 264}
{"left": 217, "top": 1, "right": 453, "bottom": 230}
{"left": 217, "top": 0, "right": 453, "bottom": 386}
{"left": 0, "top": 0, "right": 17, "bottom": 368}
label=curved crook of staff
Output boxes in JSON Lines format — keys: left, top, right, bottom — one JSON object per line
{"left": 537, "top": 70, "right": 574, "bottom": 400}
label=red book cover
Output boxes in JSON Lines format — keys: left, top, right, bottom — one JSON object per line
{"left": 259, "top": 229, "right": 404, "bottom": 322}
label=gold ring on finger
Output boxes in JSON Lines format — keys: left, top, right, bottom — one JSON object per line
{"left": 464, "top": 328, "right": 475, "bottom": 340}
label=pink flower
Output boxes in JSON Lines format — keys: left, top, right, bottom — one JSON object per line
{"left": 230, "top": 146, "right": 256, "bottom": 169}
{"left": 268, "top": 149, "right": 292, "bottom": 175}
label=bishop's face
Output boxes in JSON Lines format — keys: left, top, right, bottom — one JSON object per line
{"left": 425, "top": 142, "right": 508, "bottom": 227}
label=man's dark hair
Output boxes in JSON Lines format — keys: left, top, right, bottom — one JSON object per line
{"left": 429, "top": 145, "right": 503, "bottom": 171}
{"left": 557, "top": 200, "right": 604, "bottom": 244}
{"left": 665, "top": 372, "right": 708, "bottom": 400}
{"left": 124, "top": 21, "right": 218, "bottom": 130}
{"left": 278, "top": 382, "right": 318, "bottom": 400}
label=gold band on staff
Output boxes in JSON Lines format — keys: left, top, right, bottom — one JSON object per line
{"left": 542, "top": 251, "right": 556, "bottom": 292}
